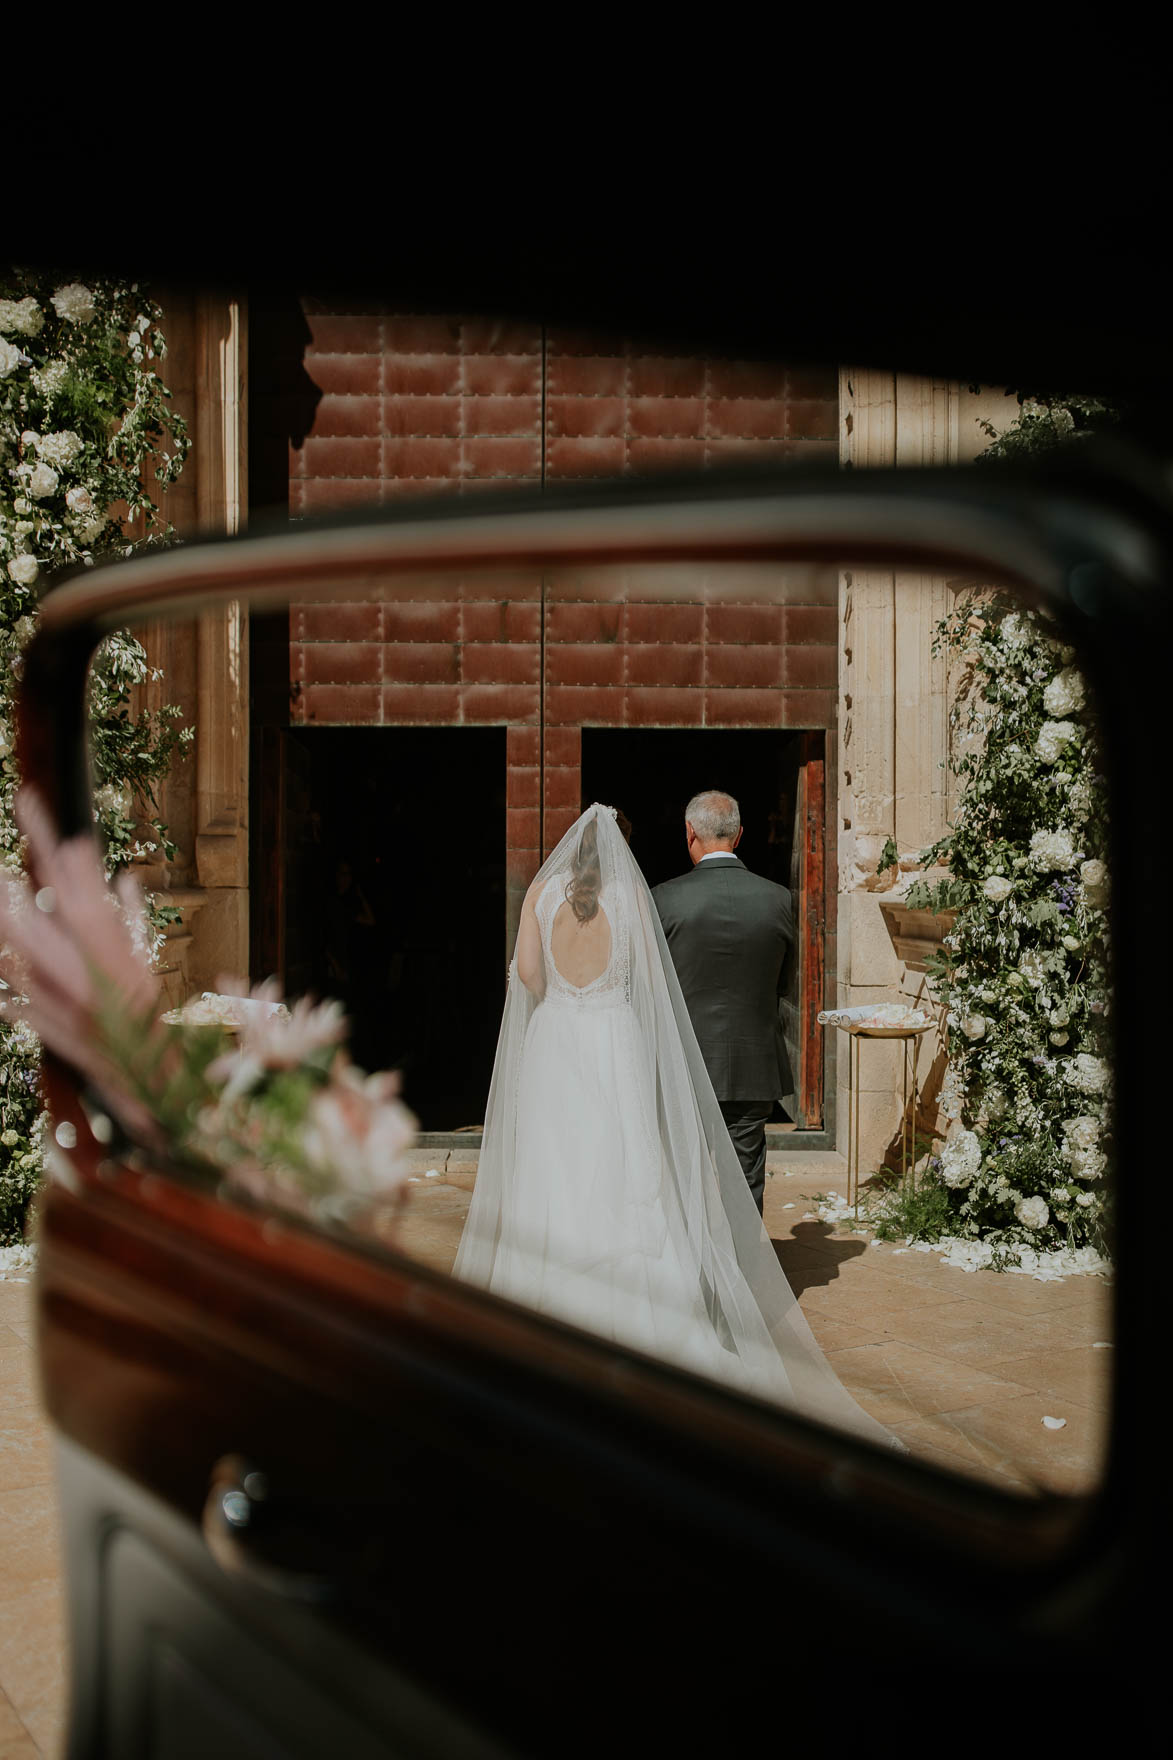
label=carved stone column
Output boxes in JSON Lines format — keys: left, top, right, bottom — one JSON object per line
{"left": 139, "top": 291, "right": 249, "bottom": 1001}
{"left": 835, "top": 372, "right": 1012, "bottom": 1170}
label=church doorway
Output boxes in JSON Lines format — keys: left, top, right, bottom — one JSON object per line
{"left": 272, "top": 727, "right": 507, "bottom": 1131}
{"left": 580, "top": 728, "right": 829, "bottom": 1132}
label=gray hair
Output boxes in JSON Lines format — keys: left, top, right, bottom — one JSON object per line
{"left": 685, "top": 789, "right": 741, "bottom": 841}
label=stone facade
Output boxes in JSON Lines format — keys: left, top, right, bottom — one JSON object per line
{"left": 148, "top": 297, "right": 1013, "bottom": 1166}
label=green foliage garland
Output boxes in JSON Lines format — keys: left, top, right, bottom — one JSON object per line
{"left": 897, "top": 597, "right": 1112, "bottom": 1265}
{"left": 971, "top": 388, "right": 1120, "bottom": 460}
{"left": 1, "top": 269, "right": 192, "bottom": 1245}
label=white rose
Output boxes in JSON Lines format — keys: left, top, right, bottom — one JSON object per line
{"left": 20, "top": 429, "right": 40, "bottom": 447}
{"left": 65, "top": 486, "right": 95, "bottom": 515}
{"left": 12, "top": 498, "right": 30, "bottom": 516}
{"left": 1062, "top": 935, "right": 1081, "bottom": 952}
{"left": 1050, "top": 1031, "right": 1070, "bottom": 1046}
{"left": 38, "top": 429, "right": 84, "bottom": 469}
{"left": 982, "top": 874, "right": 1014, "bottom": 904}
{"left": 1043, "top": 667, "right": 1086, "bottom": 717}
{"left": 28, "top": 462, "right": 59, "bottom": 499}
{"left": 0, "top": 295, "right": 44, "bottom": 337}
{"left": 0, "top": 336, "right": 23, "bottom": 378}
{"left": 1036, "top": 720, "right": 1078, "bottom": 765}
{"left": 1076, "top": 1191, "right": 1095, "bottom": 1208}
{"left": 51, "top": 282, "right": 96, "bottom": 324}
{"left": 1015, "top": 1195, "right": 1050, "bottom": 1230}
{"left": 961, "top": 1015, "right": 987, "bottom": 1041}
{"left": 7, "top": 556, "right": 38, "bottom": 587}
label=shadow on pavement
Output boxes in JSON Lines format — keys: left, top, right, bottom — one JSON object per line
{"left": 772, "top": 1220, "right": 867, "bottom": 1295}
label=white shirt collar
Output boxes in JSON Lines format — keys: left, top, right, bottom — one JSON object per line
{"left": 698, "top": 851, "right": 739, "bottom": 862}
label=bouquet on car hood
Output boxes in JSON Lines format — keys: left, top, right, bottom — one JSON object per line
{"left": 0, "top": 787, "right": 416, "bottom": 1225}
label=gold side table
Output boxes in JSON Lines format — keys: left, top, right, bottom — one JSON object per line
{"left": 840, "top": 1021, "right": 935, "bottom": 1212}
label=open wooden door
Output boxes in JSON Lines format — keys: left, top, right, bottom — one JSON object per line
{"left": 784, "top": 731, "right": 826, "bottom": 1129}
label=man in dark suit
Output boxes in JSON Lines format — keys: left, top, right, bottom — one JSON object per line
{"left": 652, "top": 789, "right": 794, "bottom": 1216}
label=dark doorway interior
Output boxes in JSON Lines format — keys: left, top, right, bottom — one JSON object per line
{"left": 580, "top": 729, "right": 803, "bottom": 892}
{"left": 280, "top": 727, "right": 507, "bottom": 1131}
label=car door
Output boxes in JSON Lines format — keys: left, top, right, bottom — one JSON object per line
{"left": 21, "top": 466, "right": 1162, "bottom": 1757}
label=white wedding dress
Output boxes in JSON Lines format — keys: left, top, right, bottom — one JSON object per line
{"left": 453, "top": 804, "right": 896, "bottom": 1451}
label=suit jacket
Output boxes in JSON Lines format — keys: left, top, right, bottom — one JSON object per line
{"left": 652, "top": 855, "right": 795, "bottom": 1105}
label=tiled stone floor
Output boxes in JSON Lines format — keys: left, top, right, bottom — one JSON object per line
{"left": 397, "top": 1148, "right": 1113, "bottom": 1496}
{"left": 0, "top": 1149, "right": 1112, "bottom": 1754}
{"left": 0, "top": 1276, "right": 63, "bottom": 1760}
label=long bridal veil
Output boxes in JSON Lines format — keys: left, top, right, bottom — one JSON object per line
{"left": 454, "top": 803, "right": 894, "bottom": 1452}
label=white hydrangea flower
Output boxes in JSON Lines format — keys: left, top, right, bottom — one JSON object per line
{"left": 1018, "top": 947, "right": 1047, "bottom": 984}
{"left": 77, "top": 514, "right": 106, "bottom": 545}
{"left": 939, "top": 1061, "right": 964, "bottom": 1121}
{"left": 93, "top": 782, "right": 133, "bottom": 817}
{"left": 0, "top": 336, "right": 24, "bottom": 378}
{"left": 982, "top": 874, "right": 1014, "bottom": 903}
{"left": 1066, "top": 777, "right": 1093, "bottom": 821}
{"left": 30, "top": 361, "right": 68, "bottom": 401}
{"left": 1000, "top": 612, "right": 1029, "bottom": 647}
{"left": 1036, "top": 720, "right": 1078, "bottom": 765}
{"left": 7, "top": 556, "right": 38, "bottom": 587}
{"left": 37, "top": 430, "right": 84, "bottom": 469}
{"left": 1063, "top": 1116, "right": 1101, "bottom": 1152}
{"left": 1029, "top": 827, "right": 1077, "bottom": 871}
{"left": 1076, "top": 1191, "right": 1096, "bottom": 1208}
{"left": 941, "top": 1129, "right": 981, "bottom": 1189}
{"left": 1015, "top": 1195, "right": 1050, "bottom": 1229}
{"left": 1043, "top": 667, "right": 1086, "bottom": 717}
{"left": 0, "top": 295, "right": 44, "bottom": 336}
{"left": 51, "top": 282, "right": 96, "bottom": 324}
{"left": 1065, "top": 1054, "right": 1110, "bottom": 1096}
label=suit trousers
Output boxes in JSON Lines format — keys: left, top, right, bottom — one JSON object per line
{"left": 718, "top": 1100, "right": 774, "bottom": 1216}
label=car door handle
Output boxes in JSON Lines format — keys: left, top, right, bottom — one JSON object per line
{"left": 202, "top": 1454, "right": 357, "bottom": 1604}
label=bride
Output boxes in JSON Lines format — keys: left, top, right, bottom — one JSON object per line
{"left": 454, "top": 803, "right": 895, "bottom": 1450}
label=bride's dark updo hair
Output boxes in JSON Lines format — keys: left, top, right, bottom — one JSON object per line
{"left": 565, "top": 807, "right": 632, "bottom": 924}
